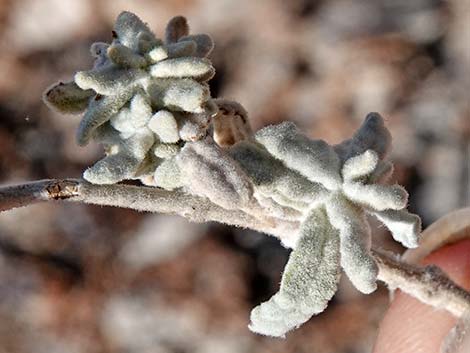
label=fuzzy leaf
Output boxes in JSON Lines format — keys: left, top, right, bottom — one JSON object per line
{"left": 334, "top": 112, "right": 392, "bottom": 162}
{"left": 179, "top": 34, "right": 214, "bottom": 57}
{"left": 107, "top": 44, "right": 147, "bottom": 68}
{"left": 175, "top": 117, "right": 206, "bottom": 141}
{"left": 153, "top": 143, "right": 181, "bottom": 159}
{"left": 326, "top": 194, "right": 378, "bottom": 294}
{"left": 90, "top": 42, "right": 110, "bottom": 69}
{"left": 83, "top": 153, "right": 141, "bottom": 184}
{"left": 372, "top": 209, "right": 421, "bottom": 248}
{"left": 154, "top": 158, "right": 184, "bottom": 190}
{"left": 255, "top": 122, "right": 342, "bottom": 190}
{"left": 369, "top": 160, "right": 394, "bottom": 184}
{"left": 150, "top": 57, "right": 214, "bottom": 81}
{"left": 343, "top": 181, "right": 408, "bottom": 211}
{"left": 230, "top": 141, "right": 328, "bottom": 205}
{"left": 147, "top": 46, "right": 168, "bottom": 63}
{"left": 173, "top": 111, "right": 210, "bottom": 141}
{"left": 84, "top": 127, "right": 154, "bottom": 184}
{"left": 148, "top": 110, "right": 180, "bottom": 143}
{"left": 90, "top": 42, "right": 109, "bottom": 57}
{"left": 254, "top": 192, "right": 304, "bottom": 223}
{"left": 75, "top": 66, "right": 145, "bottom": 96}
{"left": 137, "top": 32, "right": 161, "bottom": 54}
{"left": 177, "top": 139, "right": 253, "bottom": 209}
{"left": 148, "top": 79, "right": 209, "bottom": 113}
{"left": 165, "top": 16, "right": 189, "bottom": 44}
{"left": 114, "top": 11, "right": 154, "bottom": 51}
{"left": 342, "top": 149, "right": 379, "bottom": 181}
{"left": 167, "top": 40, "right": 197, "bottom": 58}
{"left": 43, "top": 81, "right": 94, "bottom": 114}
{"left": 110, "top": 93, "right": 152, "bottom": 134}
{"left": 249, "top": 208, "right": 340, "bottom": 337}
{"left": 77, "top": 91, "right": 133, "bottom": 146}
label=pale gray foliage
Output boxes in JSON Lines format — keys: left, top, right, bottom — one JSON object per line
{"left": 43, "top": 11, "right": 216, "bottom": 185}
{"left": 334, "top": 112, "right": 392, "bottom": 161}
{"left": 249, "top": 208, "right": 340, "bottom": 337}
{"left": 176, "top": 138, "right": 253, "bottom": 210}
{"left": 326, "top": 194, "right": 377, "bottom": 294}
{"left": 83, "top": 123, "right": 155, "bottom": 184}
{"left": 154, "top": 158, "right": 183, "bottom": 190}
{"left": 42, "top": 12, "right": 423, "bottom": 339}
{"left": 255, "top": 122, "right": 342, "bottom": 190}
{"left": 43, "top": 81, "right": 94, "bottom": 114}
{"left": 240, "top": 113, "right": 421, "bottom": 336}
{"left": 163, "top": 110, "right": 421, "bottom": 337}
{"left": 148, "top": 110, "right": 180, "bottom": 143}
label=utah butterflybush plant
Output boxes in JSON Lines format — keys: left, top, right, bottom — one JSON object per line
{"left": 1, "top": 11, "right": 469, "bottom": 343}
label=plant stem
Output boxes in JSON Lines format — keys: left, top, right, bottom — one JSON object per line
{"left": 0, "top": 178, "right": 297, "bottom": 237}
{"left": 373, "top": 248, "right": 470, "bottom": 317}
{"left": 1, "top": 178, "right": 469, "bottom": 318}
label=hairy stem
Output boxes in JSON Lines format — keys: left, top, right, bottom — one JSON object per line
{"left": 0, "top": 178, "right": 295, "bottom": 237}
{"left": 0, "top": 179, "right": 81, "bottom": 211}
{"left": 373, "top": 248, "right": 470, "bottom": 317}
{"left": 1, "top": 178, "right": 469, "bottom": 318}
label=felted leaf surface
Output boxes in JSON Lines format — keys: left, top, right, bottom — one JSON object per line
{"left": 249, "top": 208, "right": 340, "bottom": 337}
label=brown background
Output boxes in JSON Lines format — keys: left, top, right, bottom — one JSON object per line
{"left": 0, "top": 1, "right": 468, "bottom": 352}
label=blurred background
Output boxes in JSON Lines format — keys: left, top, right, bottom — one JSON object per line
{"left": 0, "top": 0, "right": 468, "bottom": 352}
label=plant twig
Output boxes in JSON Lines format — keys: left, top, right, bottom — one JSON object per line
{"left": 1, "top": 178, "right": 469, "bottom": 319}
{"left": 0, "top": 179, "right": 80, "bottom": 211}
{"left": 0, "top": 178, "right": 297, "bottom": 237}
{"left": 373, "top": 248, "right": 470, "bottom": 317}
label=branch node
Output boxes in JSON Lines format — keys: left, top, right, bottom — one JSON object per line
{"left": 45, "top": 180, "right": 80, "bottom": 200}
